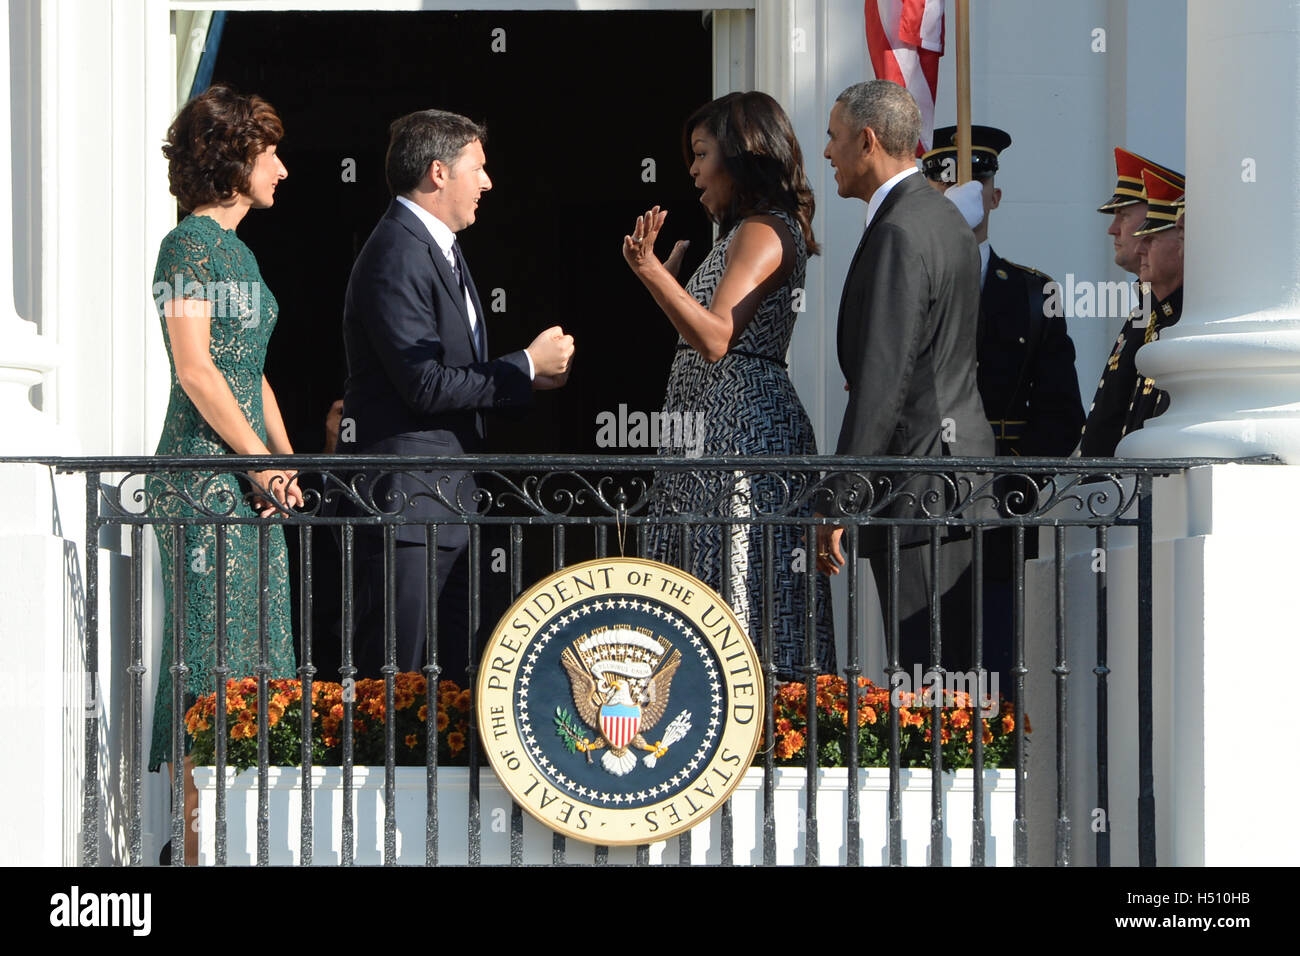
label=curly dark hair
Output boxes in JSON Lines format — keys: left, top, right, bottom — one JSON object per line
{"left": 162, "top": 84, "right": 284, "bottom": 212}
{"left": 682, "top": 92, "right": 819, "bottom": 255}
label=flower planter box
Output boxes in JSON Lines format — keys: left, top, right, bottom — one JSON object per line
{"left": 194, "top": 765, "right": 1018, "bottom": 865}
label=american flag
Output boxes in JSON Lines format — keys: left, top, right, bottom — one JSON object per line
{"left": 864, "top": 0, "right": 946, "bottom": 153}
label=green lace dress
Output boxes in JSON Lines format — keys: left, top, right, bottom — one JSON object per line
{"left": 147, "top": 213, "right": 296, "bottom": 772}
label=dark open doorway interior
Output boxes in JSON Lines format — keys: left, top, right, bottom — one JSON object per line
{"left": 208, "top": 10, "right": 715, "bottom": 662}
{"left": 212, "top": 9, "right": 714, "bottom": 457}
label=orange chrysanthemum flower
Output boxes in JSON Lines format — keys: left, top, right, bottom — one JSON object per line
{"left": 436, "top": 710, "right": 449, "bottom": 732}
{"left": 405, "top": 733, "right": 419, "bottom": 749}
{"left": 774, "top": 729, "right": 805, "bottom": 760}
{"left": 447, "top": 731, "right": 466, "bottom": 755}
{"left": 185, "top": 713, "right": 209, "bottom": 734}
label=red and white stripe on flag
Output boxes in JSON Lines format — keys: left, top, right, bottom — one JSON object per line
{"left": 601, "top": 712, "right": 639, "bottom": 749}
{"left": 864, "top": 0, "right": 945, "bottom": 153}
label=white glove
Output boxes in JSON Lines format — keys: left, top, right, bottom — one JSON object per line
{"left": 945, "top": 179, "right": 985, "bottom": 230}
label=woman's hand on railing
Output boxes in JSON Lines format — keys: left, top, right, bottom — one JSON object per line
{"left": 249, "top": 468, "right": 303, "bottom": 517}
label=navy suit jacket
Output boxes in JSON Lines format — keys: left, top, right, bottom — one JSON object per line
{"left": 341, "top": 199, "right": 532, "bottom": 545}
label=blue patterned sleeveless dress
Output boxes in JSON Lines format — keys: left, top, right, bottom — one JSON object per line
{"left": 646, "top": 208, "right": 835, "bottom": 680}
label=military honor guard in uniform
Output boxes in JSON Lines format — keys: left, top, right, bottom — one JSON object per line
{"left": 922, "top": 125, "right": 1085, "bottom": 458}
{"left": 1121, "top": 168, "right": 1186, "bottom": 438}
{"left": 922, "top": 125, "right": 1086, "bottom": 690}
{"left": 1079, "top": 149, "right": 1185, "bottom": 455}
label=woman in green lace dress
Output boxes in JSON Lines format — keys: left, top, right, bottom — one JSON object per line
{"left": 148, "top": 86, "right": 301, "bottom": 858}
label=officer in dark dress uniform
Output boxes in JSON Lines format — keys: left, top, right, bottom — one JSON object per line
{"left": 922, "top": 125, "right": 1086, "bottom": 696}
{"left": 924, "top": 126, "right": 1085, "bottom": 459}
{"left": 1119, "top": 168, "right": 1185, "bottom": 441}
{"left": 1080, "top": 151, "right": 1184, "bottom": 455}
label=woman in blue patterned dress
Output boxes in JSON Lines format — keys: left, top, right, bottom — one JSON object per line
{"left": 148, "top": 86, "right": 300, "bottom": 862}
{"left": 623, "top": 91, "right": 835, "bottom": 680}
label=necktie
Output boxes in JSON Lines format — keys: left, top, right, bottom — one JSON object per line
{"left": 451, "top": 241, "right": 486, "bottom": 359}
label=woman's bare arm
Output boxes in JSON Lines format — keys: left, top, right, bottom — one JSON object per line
{"left": 623, "top": 207, "right": 796, "bottom": 362}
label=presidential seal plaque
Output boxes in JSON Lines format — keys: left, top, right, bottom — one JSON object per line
{"left": 476, "top": 557, "right": 763, "bottom": 846}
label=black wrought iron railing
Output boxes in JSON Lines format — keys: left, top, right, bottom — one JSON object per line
{"left": 1, "top": 453, "right": 1245, "bottom": 866}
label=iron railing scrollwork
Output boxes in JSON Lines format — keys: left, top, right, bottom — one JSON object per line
{"left": 0, "top": 452, "right": 1260, "bottom": 866}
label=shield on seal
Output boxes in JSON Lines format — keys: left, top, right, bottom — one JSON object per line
{"left": 599, "top": 704, "right": 640, "bottom": 749}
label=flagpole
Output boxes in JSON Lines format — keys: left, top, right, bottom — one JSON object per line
{"left": 955, "top": 0, "right": 972, "bottom": 184}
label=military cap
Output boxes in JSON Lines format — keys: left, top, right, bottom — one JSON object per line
{"left": 1133, "top": 167, "right": 1186, "bottom": 236}
{"left": 1098, "top": 147, "right": 1183, "bottom": 213}
{"left": 921, "top": 125, "right": 1012, "bottom": 182}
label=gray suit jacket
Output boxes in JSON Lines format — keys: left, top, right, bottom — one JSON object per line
{"left": 833, "top": 172, "right": 992, "bottom": 548}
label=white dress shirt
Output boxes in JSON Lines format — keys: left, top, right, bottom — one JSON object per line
{"left": 396, "top": 195, "right": 533, "bottom": 378}
{"left": 864, "top": 165, "right": 919, "bottom": 228}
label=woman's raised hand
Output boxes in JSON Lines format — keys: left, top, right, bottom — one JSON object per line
{"left": 622, "top": 206, "right": 669, "bottom": 273}
{"left": 662, "top": 238, "right": 690, "bottom": 280}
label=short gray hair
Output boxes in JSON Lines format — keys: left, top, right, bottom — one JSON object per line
{"left": 385, "top": 109, "right": 486, "bottom": 196}
{"left": 835, "top": 81, "right": 920, "bottom": 160}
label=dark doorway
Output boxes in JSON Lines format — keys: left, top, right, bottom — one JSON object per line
{"left": 207, "top": 10, "right": 715, "bottom": 667}
{"left": 211, "top": 9, "right": 714, "bottom": 455}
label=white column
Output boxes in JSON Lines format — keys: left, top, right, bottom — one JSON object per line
{"left": 0, "top": 0, "right": 63, "bottom": 456}
{"left": 1119, "top": 0, "right": 1300, "bottom": 462}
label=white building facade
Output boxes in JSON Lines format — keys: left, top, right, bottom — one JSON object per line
{"left": 2, "top": 0, "right": 1297, "bottom": 865}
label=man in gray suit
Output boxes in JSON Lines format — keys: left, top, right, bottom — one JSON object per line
{"left": 817, "top": 80, "right": 992, "bottom": 674}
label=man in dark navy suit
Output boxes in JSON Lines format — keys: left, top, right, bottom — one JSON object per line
{"left": 341, "top": 109, "right": 574, "bottom": 686}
